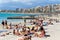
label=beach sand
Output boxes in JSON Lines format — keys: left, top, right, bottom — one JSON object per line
{"left": 0, "top": 22, "right": 60, "bottom": 40}
{"left": 0, "top": 24, "right": 3, "bottom": 29}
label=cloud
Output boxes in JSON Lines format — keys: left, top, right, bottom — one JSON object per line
{"left": 12, "top": 0, "right": 38, "bottom": 5}
{"left": 0, "top": 0, "right": 60, "bottom": 5}
{"left": 0, "top": 0, "right": 42, "bottom": 5}
{"left": 48, "top": 0, "right": 57, "bottom": 1}
{"left": 0, "top": 0, "right": 12, "bottom": 4}
{"left": 0, "top": 0, "right": 7, "bottom": 3}
{"left": 12, "top": 0, "right": 36, "bottom": 3}
{"left": 9, "top": 6, "right": 17, "bottom": 8}
{"left": 0, "top": 0, "right": 37, "bottom": 5}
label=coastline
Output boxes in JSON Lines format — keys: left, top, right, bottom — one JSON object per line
{"left": 0, "top": 12, "right": 60, "bottom": 40}
{"left": 0, "top": 12, "right": 60, "bottom": 14}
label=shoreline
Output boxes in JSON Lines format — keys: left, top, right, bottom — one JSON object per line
{"left": 0, "top": 12, "right": 60, "bottom": 14}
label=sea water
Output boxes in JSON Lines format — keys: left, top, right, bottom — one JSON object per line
{"left": 0, "top": 12, "right": 39, "bottom": 24}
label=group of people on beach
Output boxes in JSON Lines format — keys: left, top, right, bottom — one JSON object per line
{"left": 2, "top": 19, "right": 44, "bottom": 40}
{"left": 12, "top": 18, "right": 46, "bottom": 40}
{"left": 1, "top": 17, "right": 57, "bottom": 40}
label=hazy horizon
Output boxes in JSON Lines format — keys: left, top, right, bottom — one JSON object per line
{"left": 0, "top": 0, "right": 60, "bottom": 10}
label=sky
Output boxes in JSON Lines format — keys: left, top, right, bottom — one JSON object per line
{"left": 0, "top": 0, "right": 60, "bottom": 10}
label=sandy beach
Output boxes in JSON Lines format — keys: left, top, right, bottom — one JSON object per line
{"left": 0, "top": 0, "right": 60, "bottom": 39}
{"left": 32, "top": 22, "right": 60, "bottom": 40}
{"left": 0, "top": 22, "right": 60, "bottom": 40}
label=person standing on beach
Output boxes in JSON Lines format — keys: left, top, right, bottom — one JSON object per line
{"left": 1, "top": 20, "right": 4, "bottom": 29}
{"left": 1, "top": 20, "right": 7, "bottom": 29}
{"left": 5, "top": 20, "right": 7, "bottom": 26}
